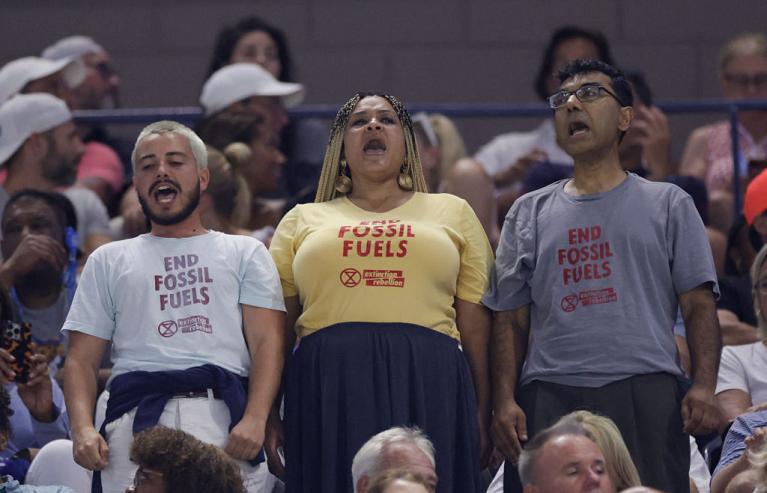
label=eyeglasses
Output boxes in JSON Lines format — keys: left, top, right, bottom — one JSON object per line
{"left": 549, "top": 83, "right": 623, "bottom": 109}
{"left": 724, "top": 72, "right": 767, "bottom": 91}
{"left": 126, "top": 467, "right": 164, "bottom": 492}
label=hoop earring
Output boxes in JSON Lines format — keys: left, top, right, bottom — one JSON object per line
{"left": 397, "top": 161, "right": 413, "bottom": 191}
{"left": 335, "top": 158, "right": 352, "bottom": 194}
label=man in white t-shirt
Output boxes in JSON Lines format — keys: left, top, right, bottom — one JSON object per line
{"left": 62, "top": 121, "right": 286, "bottom": 492}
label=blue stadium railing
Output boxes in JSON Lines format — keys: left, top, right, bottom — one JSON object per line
{"left": 73, "top": 98, "right": 767, "bottom": 215}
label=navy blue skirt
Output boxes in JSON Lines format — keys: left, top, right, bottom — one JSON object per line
{"left": 284, "top": 322, "right": 481, "bottom": 493}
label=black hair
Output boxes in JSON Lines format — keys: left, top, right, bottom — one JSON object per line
{"left": 624, "top": 70, "right": 653, "bottom": 106}
{"left": 206, "top": 16, "right": 294, "bottom": 82}
{"left": 1, "top": 189, "right": 77, "bottom": 236}
{"left": 557, "top": 58, "right": 633, "bottom": 108}
{"left": 534, "top": 26, "right": 615, "bottom": 101}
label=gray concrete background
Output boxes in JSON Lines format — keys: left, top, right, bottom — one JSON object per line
{"left": 2, "top": 0, "right": 766, "bottom": 164}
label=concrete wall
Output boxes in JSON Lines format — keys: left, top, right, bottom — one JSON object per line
{"left": 2, "top": 0, "right": 766, "bottom": 160}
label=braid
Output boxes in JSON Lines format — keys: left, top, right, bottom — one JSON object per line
{"left": 314, "top": 92, "right": 428, "bottom": 203}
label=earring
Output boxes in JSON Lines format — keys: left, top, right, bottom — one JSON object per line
{"left": 335, "top": 158, "right": 352, "bottom": 194}
{"left": 397, "top": 160, "right": 413, "bottom": 191}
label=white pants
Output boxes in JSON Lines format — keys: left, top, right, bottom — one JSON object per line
{"left": 100, "top": 395, "right": 276, "bottom": 493}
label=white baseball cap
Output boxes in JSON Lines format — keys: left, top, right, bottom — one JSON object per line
{"left": 0, "top": 56, "right": 86, "bottom": 104}
{"left": 200, "top": 63, "right": 305, "bottom": 116}
{"left": 0, "top": 93, "right": 72, "bottom": 165}
{"left": 42, "top": 35, "right": 104, "bottom": 61}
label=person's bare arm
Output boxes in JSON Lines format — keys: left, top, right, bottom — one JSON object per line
{"left": 442, "top": 160, "right": 499, "bottom": 248}
{"left": 264, "top": 295, "right": 300, "bottom": 479}
{"left": 225, "top": 305, "right": 286, "bottom": 461}
{"left": 717, "top": 310, "right": 760, "bottom": 346}
{"left": 711, "top": 427, "right": 767, "bottom": 493}
{"left": 679, "top": 284, "right": 722, "bottom": 435}
{"left": 679, "top": 127, "right": 710, "bottom": 180}
{"left": 490, "top": 305, "right": 530, "bottom": 462}
{"left": 717, "top": 389, "right": 752, "bottom": 423}
{"left": 63, "top": 331, "right": 109, "bottom": 470}
{"left": 455, "top": 298, "right": 492, "bottom": 465}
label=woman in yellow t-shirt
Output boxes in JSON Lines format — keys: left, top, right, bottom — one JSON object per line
{"left": 268, "top": 93, "right": 493, "bottom": 493}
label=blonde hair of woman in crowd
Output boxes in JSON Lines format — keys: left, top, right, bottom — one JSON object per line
{"left": 199, "top": 145, "right": 252, "bottom": 235}
{"left": 556, "top": 411, "right": 641, "bottom": 491}
{"left": 412, "top": 113, "right": 499, "bottom": 248}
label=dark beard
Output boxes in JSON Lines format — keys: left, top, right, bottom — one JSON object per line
{"left": 40, "top": 153, "right": 77, "bottom": 186}
{"left": 138, "top": 181, "right": 201, "bottom": 226}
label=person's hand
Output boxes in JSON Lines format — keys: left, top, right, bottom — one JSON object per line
{"left": 494, "top": 149, "right": 548, "bottom": 187}
{"left": 745, "top": 427, "right": 767, "bottom": 457}
{"left": 17, "top": 353, "right": 54, "bottom": 422}
{"left": 225, "top": 415, "right": 265, "bottom": 461}
{"left": 0, "top": 234, "right": 66, "bottom": 288}
{"left": 264, "top": 407, "right": 286, "bottom": 479}
{"left": 72, "top": 425, "right": 109, "bottom": 470}
{"left": 681, "top": 383, "right": 720, "bottom": 435}
{"left": 632, "top": 105, "right": 671, "bottom": 177}
{"left": 0, "top": 348, "right": 18, "bottom": 383}
{"left": 490, "top": 398, "right": 528, "bottom": 463}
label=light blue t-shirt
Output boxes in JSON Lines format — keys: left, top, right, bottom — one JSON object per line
{"left": 483, "top": 173, "right": 718, "bottom": 387}
{"left": 62, "top": 231, "right": 285, "bottom": 382}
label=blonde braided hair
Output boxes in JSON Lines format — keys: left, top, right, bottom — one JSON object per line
{"left": 315, "top": 92, "right": 428, "bottom": 202}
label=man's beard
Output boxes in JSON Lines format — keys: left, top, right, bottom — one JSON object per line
{"left": 40, "top": 152, "right": 77, "bottom": 186}
{"left": 138, "top": 180, "right": 201, "bottom": 227}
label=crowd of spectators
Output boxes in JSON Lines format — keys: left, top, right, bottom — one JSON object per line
{"left": 0, "top": 15, "right": 765, "bottom": 493}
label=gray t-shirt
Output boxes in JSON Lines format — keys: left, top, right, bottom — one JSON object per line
{"left": 483, "top": 173, "right": 718, "bottom": 387}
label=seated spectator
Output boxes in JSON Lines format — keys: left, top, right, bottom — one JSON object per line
{"left": 517, "top": 419, "right": 615, "bottom": 493}
{"left": 716, "top": 242, "right": 767, "bottom": 422}
{"left": 715, "top": 170, "right": 767, "bottom": 346}
{"left": 412, "top": 113, "right": 499, "bottom": 247}
{"left": 42, "top": 35, "right": 125, "bottom": 207}
{"left": 127, "top": 426, "right": 245, "bottom": 493}
{"left": 23, "top": 440, "right": 89, "bottom": 492}
{"left": 197, "top": 112, "right": 286, "bottom": 231}
{"left": 199, "top": 63, "right": 303, "bottom": 142}
{"left": 206, "top": 15, "right": 327, "bottom": 202}
{"left": 0, "top": 386, "right": 73, "bottom": 493}
{"left": 680, "top": 33, "right": 767, "bottom": 233}
{"left": 620, "top": 71, "right": 672, "bottom": 181}
{"left": 0, "top": 93, "right": 112, "bottom": 257}
{"left": 198, "top": 146, "right": 252, "bottom": 237}
{"left": 0, "top": 57, "right": 83, "bottom": 107}
{"left": 0, "top": 284, "right": 69, "bottom": 485}
{"left": 351, "top": 427, "right": 438, "bottom": 493}
{"left": 367, "top": 470, "right": 436, "bottom": 493}
{"left": 488, "top": 410, "right": 640, "bottom": 492}
{"left": 0, "top": 190, "right": 78, "bottom": 369}
{"left": 710, "top": 410, "right": 767, "bottom": 493}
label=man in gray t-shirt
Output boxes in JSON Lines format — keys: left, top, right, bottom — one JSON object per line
{"left": 485, "top": 60, "right": 721, "bottom": 493}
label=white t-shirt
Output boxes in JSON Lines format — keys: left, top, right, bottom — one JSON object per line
{"left": 474, "top": 119, "right": 573, "bottom": 176}
{"left": 716, "top": 341, "right": 767, "bottom": 405}
{"left": 62, "top": 231, "right": 285, "bottom": 381}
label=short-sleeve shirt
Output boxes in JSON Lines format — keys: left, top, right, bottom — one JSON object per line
{"left": 716, "top": 341, "right": 767, "bottom": 405}
{"left": 62, "top": 231, "right": 285, "bottom": 381}
{"left": 269, "top": 193, "right": 493, "bottom": 340}
{"left": 483, "top": 173, "right": 719, "bottom": 387}
{"left": 474, "top": 119, "right": 573, "bottom": 176}
{"left": 712, "top": 410, "right": 767, "bottom": 479}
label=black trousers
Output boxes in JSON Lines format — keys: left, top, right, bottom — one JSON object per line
{"left": 504, "top": 373, "right": 690, "bottom": 493}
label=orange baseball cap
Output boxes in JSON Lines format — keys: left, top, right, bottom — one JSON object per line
{"left": 744, "top": 168, "right": 767, "bottom": 225}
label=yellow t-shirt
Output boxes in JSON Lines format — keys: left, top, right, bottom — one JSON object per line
{"left": 269, "top": 192, "right": 493, "bottom": 340}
